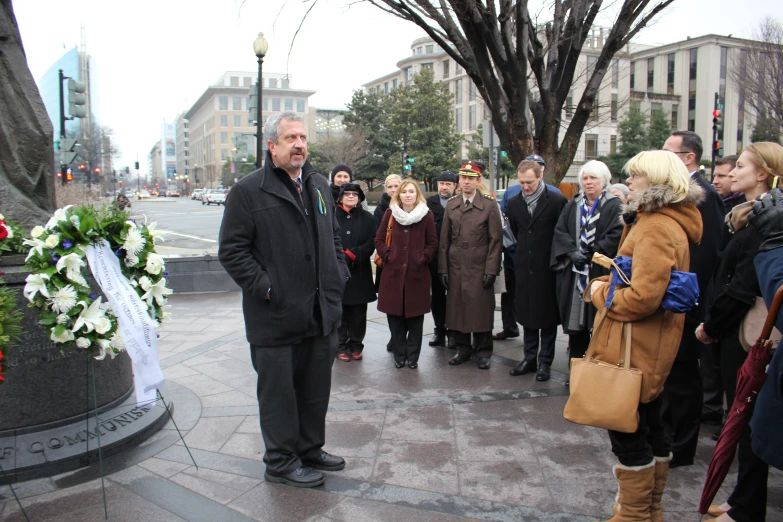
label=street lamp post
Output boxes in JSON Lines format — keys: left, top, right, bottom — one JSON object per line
{"left": 253, "top": 32, "right": 268, "bottom": 169}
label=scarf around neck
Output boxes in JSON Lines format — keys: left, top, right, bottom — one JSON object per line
{"left": 390, "top": 202, "right": 429, "bottom": 226}
{"left": 523, "top": 180, "right": 545, "bottom": 214}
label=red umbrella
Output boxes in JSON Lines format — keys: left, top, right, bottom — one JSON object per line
{"left": 699, "top": 284, "right": 783, "bottom": 514}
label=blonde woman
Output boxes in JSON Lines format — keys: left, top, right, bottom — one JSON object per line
{"left": 374, "top": 180, "right": 437, "bottom": 369}
{"left": 585, "top": 150, "right": 703, "bottom": 521}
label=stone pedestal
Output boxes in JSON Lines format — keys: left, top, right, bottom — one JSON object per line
{"left": 0, "top": 256, "right": 169, "bottom": 483}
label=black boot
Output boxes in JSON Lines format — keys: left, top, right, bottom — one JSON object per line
{"left": 429, "top": 333, "right": 446, "bottom": 347}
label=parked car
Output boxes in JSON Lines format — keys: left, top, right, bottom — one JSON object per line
{"left": 191, "top": 189, "right": 206, "bottom": 200}
{"left": 204, "top": 189, "right": 228, "bottom": 206}
{"left": 169, "top": 189, "right": 180, "bottom": 197}
{"left": 137, "top": 190, "right": 151, "bottom": 200}
{"left": 159, "top": 189, "right": 168, "bottom": 197}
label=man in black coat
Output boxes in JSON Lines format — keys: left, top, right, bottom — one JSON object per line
{"left": 219, "top": 112, "right": 350, "bottom": 488}
{"left": 661, "top": 130, "right": 725, "bottom": 467}
{"left": 507, "top": 160, "right": 568, "bottom": 382}
{"left": 425, "top": 171, "right": 457, "bottom": 347}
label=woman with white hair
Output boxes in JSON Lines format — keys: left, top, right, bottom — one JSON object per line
{"left": 609, "top": 183, "right": 630, "bottom": 204}
{"left": 551, "top": 160, "right": 624, "bottom": 383}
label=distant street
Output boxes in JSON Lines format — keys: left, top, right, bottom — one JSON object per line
{"left": 128, "top": 196, "right": 223, "bottom": 255}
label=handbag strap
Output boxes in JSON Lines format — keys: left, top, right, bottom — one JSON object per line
{"left": 583, "top": 311, "right": 633, "bottom": 370}
{"left": 385, "top": 215, "right": 394, "bottom": 246}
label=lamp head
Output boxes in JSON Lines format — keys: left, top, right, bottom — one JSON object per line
{"left": 253, "top": 32, "right": 269, "bottom": 58}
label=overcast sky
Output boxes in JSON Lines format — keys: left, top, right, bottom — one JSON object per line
{"left": 13, "top": 0, "right": 783, "bottom": 170}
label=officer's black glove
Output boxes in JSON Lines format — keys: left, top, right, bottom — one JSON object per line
{"left": 568, "top": 250, "right": 589, "bottom": 270}
{"left": 439, "top": 274, "right": 449, "bottom": 290}
{"left": 482, "top": 274, "right": 496, "bottom": 289}
{"left": 749, "top": 188, "right": 783, "bottom": 252}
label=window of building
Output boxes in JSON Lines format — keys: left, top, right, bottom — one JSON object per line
{"left": 585, "top": 134, "right": 598, "bottom": 159}
{"left": 611, "top": 59, "right": 619, "bottom": 88}
{"left": 220, "top": 115, "right": 227, "bottom": 127}
{"left": 426, "top": 44, "right": 433, "bottom": 54}
{"left": 689, "top": 48, "right": 698, "bottom": 80}
{"left": 220, "top": 132, "right": 228, "bottom": 144}
{"left": 671, "top": 104, "right": 679, "bottom": 128}
{"left": 469, "top": 82, "right": 477, "bottom": 101}
{"left": 233, "top": 97, "right": 242, "bottom": 110}
{"left": 587, "top": 55, "right": 598, "bottom": 79}
{"left": 610, "top": 135, "right": 617, "bottom": 154}
{"left": 392, "top": 79, "right": 398, "bottom": 89}
{"left": 651, "top": 102, "right": 663, "bottom": 116}
{"left": 611, "top": 93, "right": 618, "bottom": 122}
{"left": 719, "top": 46, "right": 728, "bottom": 139}
{"left": 417, "top": 46, "right": 423, "bottom": 55}
{"left": 469, "top": 105, "right": 476, "bottom": 130}
{"left": 455, "top": 79, "right": 463, "bottom": 103}
{"left": 282, "top": 78, "right": 290, "bottom": 89}
{"left": 590, "top": 95, "right": 599, "bottom": 119}
{"left": 221, "top": 149, "right": 228, "bottom": 161}
{"left": 455, "top": 63, "right": 463, "bottom": 76}
{"left": 442, "top": 60, "right": 450, "bottom": 79}
{"left": 566, "top": 91, "right": 573, "bottom": 118}
{"left": 405, "top": 67, "right": 413, "bottom": 83}
{"left": 455, "top": 108, "right": 463, "bottom": 131}
{"left": 269, "top": 78, "right": 278, "bottom": 88}
{"left": 737, "top": 50, "right": 747, "bottom": 150}
{"left": 284, "top": 99, "right": 293, "bottom": 111}
{"left": 297, "top": 99, "right": 305, "bottom": 112}
{"left": 243, "top": 77, "right": 251, "bottom": 87}
{"left": 262, "top": 96, "right": 268, "bottom": 110}
{"left": 231, "top": 76, "right": 239, "bottom": 87}
{"left": 688, "top": 48, "right": 697, "bottom": 132}
{"left": 630, "top": 61, "right": 635, "bottom": 89}
{"left": 234, "top": 115, "right": 241, "bottom": 127}
{"left": 422, "top": 63, "right": 433, "bottom": 70}
{"left": 647, "top": 57, "right": 654, "bottom": 91}
{"left": 384, "top": 81, "right": 389, "bottom": 94}
{"left": 218, "top": 96, "right": 228, "bottom": 110}
{"left": 667, "top": 53, "right": 675, "bottom": 94}
{"left": 272, "top": 98, "right": 281, "bottom": 111}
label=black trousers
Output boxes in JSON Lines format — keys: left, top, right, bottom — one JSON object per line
{"left": 700, "top": 342, "right": 724, "bottom": 418}
{"left": 568, "top": 330, "right": 591, "bottom": 361}
{"left": 250, "top": 331, "right": 337, "bottom": 474}
{"left": 500, "top": 268, "right": 519, "bottom": 334}
{"left": 720, "top": 337, "right": 748, "bottom": 410}
{"left": 450, "top": 330, "right": 493, "bottom": 358}
{"left": 727, "top": 423, "right": 769, "bottom": 522}
{"left": 388, "top": 315, "right": 424, "bottom": 364}
{"left": 660, "top": 358, "right": 703, "bottom": 464}
{"left": 523, "top": 326, "right": 557, "bottom": 366}
{"left": 429, "top": 266, "right": 447, "bottom": 336}
{"left": 338, "top": 304, "right": 368, "bottom": 354}
{"left": 608, "top": 395, "right": 671, "bottom": 466}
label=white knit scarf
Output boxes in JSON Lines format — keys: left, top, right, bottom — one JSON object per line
{"left": 390, "top": 202, "right": 429, "bottom": 226}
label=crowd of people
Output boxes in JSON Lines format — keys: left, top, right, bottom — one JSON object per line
{"left": 218, "top": 111, "right": 782, "bottom": 521}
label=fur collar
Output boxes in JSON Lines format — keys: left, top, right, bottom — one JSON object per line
{"left": 623, "top": 179, "right": 705, "bottom": 215}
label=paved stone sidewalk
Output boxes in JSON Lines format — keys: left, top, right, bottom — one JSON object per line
{"left": 1, "top": 291, "right": 781, "bottom": 521}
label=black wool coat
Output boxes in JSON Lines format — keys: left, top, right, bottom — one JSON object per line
{"left": 218, "top": 151, "right": 350, "bottom": 347}
{"left": 677, "top": 172, "right": 724, "bottom": 360}
{"left": 336, "top": 205, "right": 377, "bottom": 305}
{"left": 508, "top": 186, "right": 568, "bottom": 329}
{"left": 373, "top": 192, "right": 392, "bottom": 291}
{"left": 425, "top": 193, "right": 449, "bottom": 275}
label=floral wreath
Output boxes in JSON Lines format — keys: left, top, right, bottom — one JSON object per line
{"left": 22, "top": 204, "right": 172, "bottom": 360}
{"left": 0, "top": 214, "right": 26, "bottom": 382}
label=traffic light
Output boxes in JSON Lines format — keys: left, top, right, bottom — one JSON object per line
{"left": 59, "top": 139, "right": 77, "bottom": 165}
{"left": 712, "top": 109, "right": 722, "bottom": 134}
{"left": 66, "top": 172, "right": 73, "bottom": 181}
{"left": 67, "top": 79, "right": 87, "bottom": 119}
{"left": 134, "top": 161, "right": 140, "bottom": 170}
{"left": 94, "top": 167, "right": 101, "bottom": 175}
{"left": 402, "top": 153, "right": 414, "bottom": 173}
{"left": 79, "top": 163, "right": 86, "bottom": 171}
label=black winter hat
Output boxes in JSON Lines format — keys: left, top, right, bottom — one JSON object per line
{"left": 437, "top": 171, "right": 457, "bottom": 183}
{"left": 330, "top": 164, "right": 353, "bottom": 182}
{"left": 338, "top": 182, "right": 365, "bottom": 203}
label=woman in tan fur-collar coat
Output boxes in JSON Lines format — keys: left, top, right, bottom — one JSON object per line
{"left": 583, "top": 150, "right": 703, "bottom": 522}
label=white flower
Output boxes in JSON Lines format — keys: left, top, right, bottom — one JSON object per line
{"left": 48, "top": 285, "right": 78, "bottom": 314}
{"left": 123, "top": 228, "right": 145, "bottom": 256}
{"left": 23, "top": 238, "right": 47, "bottom": 261}
{"left": 30, "top": 226, "right": 45, "bottom": 238}
{"left": 56, "top": 252, "right": 88, "bottom": 287}
{"left": 125, "top": 254, "right": 139, "bottom": 267}
{"left": 110, "top": 331, "right": 125, "bottom": 351}
{"left": 71, "top": 297, "right": 108, "bottom": 333}
{"left": 57, "top": 314, "right": 69, "bottom": 325}
{"left": 0, "top": 213, "right": 3, "bottom": 220}
{"left": 23, "top": 273, "right": 50, "bottom": 301}
{"left": 69, "top": 215, "right": 80, "bottom": 228}
{"left": 94, "top": 339, "right": 117, "bottom": 360}
{"left": 50, "top": 327, "right": 75, "bottom": 343}
{"left": 93, "top": 316, "right": 112, "bottom": 335}
{"left": 3, "top": 224, "right": 13, "bottom": 239}
{"left": 45, "top": 206, "right": 72, "bottom": 230}
{"left": 76, "top": 337, "right": 91, "bottom": 349}
{"left": 140, "top": 276, "right": 173, "bottom": 306}
{"left": 44, "top": 234, "right": 60, "bottom": 249}
{"left": 144, "top": 221, "right": 166, "bottom": 243}
{"left": 145, "top": 253, "right": 165, "bottom": 275}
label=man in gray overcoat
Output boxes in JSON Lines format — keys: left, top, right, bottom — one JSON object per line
{"left": 439, "top": 161, "right": 503, "bottom": 369}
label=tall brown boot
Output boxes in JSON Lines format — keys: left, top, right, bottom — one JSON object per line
{"left": 650, "top": 453, "right": 672, "bottom": 522}
{"left": 605, "top": 460, "right": 655, "bottom": 521}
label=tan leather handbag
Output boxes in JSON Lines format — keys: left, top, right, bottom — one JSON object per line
{"left": 564, "top": 319, "right": 643, "bottom": 434}
{"left": 373, "top": 215, "right": 394, "bottom": 267}
{"left": 740, "top": 296, "right": 782, "bottom": 352}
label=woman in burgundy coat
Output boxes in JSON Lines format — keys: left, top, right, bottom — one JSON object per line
{"left": 375, "top": 179, "right": 438, "bottom": 368}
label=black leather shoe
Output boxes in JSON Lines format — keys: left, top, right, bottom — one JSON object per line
{"left": 535, "top": 363, "right": 551, "bottom": 381}
{"left": 477, "top": 357, "right": 491, "bottom": 369}
{"left": 509, "top": 360, "right": 537, "bottom": 376}
{"left": 407, "top": 361, "right": 418, "bottom": 369}
{"left": 265, "top": 466, "right": 325, "bottom": 488}
{"left": 395, "top": 361, "right": 405, "bottom": 368}
{"left": 492, "top": 330, "right": 520, "bottom": 340}
{"left": 669, "top": 457, "right": 694, "bottom": 469}
{"left": 449, "top": 353, "right": 471, "bottom": 365}
{"left": 302, "top": 451, "right": 346, "bottom": 471}
{"left": 429, "top": 334, "right": 446, "bottom": 347}
{"left": 447, "top": 337, "right": 456, "bottom": 350}
{"left": 386, "top": 341, "right": 393, "bottom": 352}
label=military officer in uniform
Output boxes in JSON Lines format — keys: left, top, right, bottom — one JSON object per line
{"left": 438, "top": 161, "right": 503, "bottom": 369}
